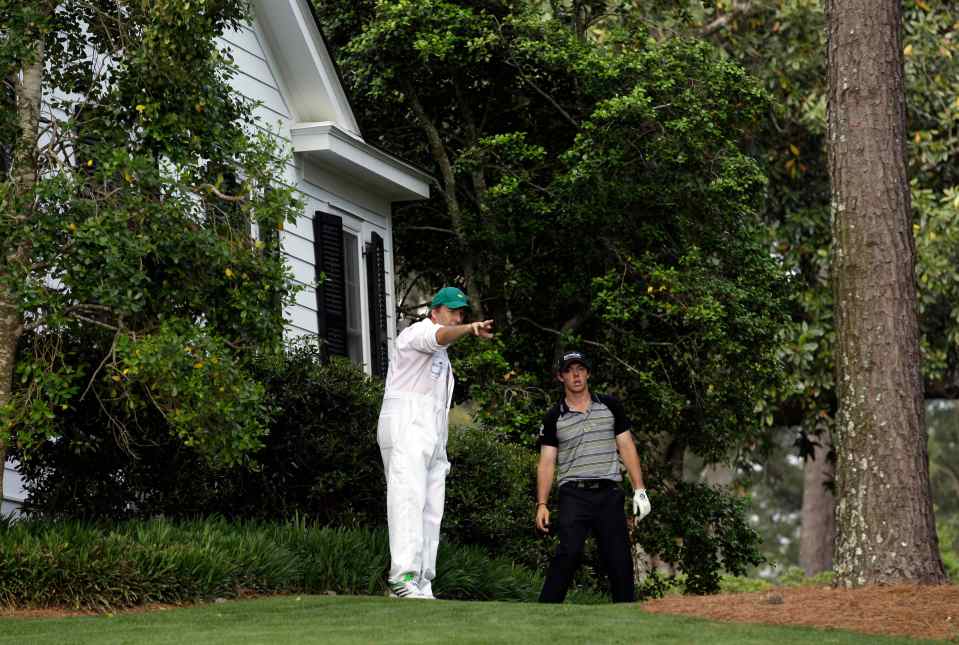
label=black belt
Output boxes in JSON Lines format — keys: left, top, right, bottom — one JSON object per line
{"left": 563, "top": 479, "right": 616, "bottom": 490}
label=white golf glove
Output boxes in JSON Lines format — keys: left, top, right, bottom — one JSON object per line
{"left": 633, "top": 489, "right": 651, "bottom": 521}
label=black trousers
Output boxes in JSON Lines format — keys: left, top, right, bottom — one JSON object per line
{"left": 539, "top": 482, "right": 635, "bottom": 603}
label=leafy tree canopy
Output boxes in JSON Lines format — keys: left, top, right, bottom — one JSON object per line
{"left": 0, "top": 0, "right": 300, "bottom": 467}
{"left": 313, "top": 0, "right": 791, "bottom": 484}
{"left": 661, "top": 0, "right": 959, "bottom": 440}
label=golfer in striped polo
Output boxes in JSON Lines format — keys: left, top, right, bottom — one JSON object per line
{"left": 535, "top": 350, "right": 651, "bottom": 603}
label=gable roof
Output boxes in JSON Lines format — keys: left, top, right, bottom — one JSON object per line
{"left": 251, "top": 0, "right": 361, "bottom": 136}
{"left": 250, "top": 0, "right": 431, "bottom": 201}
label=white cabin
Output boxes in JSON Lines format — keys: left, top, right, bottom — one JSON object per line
{"left": 233, "top": 0, "right": 429, "bottom": 370}
{"left": 2, "top": 0, "right": 429, "bottom": 516}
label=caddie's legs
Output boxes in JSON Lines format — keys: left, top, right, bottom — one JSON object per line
{"left": 539, "top": 485, "right": 591, "bottom": 603}
{"left": 594, "top": 487, "right": 635, "bottom": 603}
{"left": 378, "top": 399, "right": 433, "bottom": 582}
{"left": 419, "top": 437, "right": 449, "bottom": 595}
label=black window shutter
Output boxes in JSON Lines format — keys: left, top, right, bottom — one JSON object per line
{"left": 314, "top": 211, "right": 348, "bottom": 358}
{"left": 366, "top": 232, "right": 389, "bottom": 377}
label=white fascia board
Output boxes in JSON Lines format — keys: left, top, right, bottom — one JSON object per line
{"left": 252, "top": 0, "right": 360, "bottom": 135}
{"left": 291, "top": 122, "right": 431, "bottom": 202}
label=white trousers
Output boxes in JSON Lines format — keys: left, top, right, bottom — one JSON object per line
{"left": 377, "top": 395, "right": 450, "bottom": 583}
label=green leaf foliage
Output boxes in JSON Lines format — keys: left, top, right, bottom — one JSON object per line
{"left": 0, "top": 517, "right": 600, "bottom": 608}
{"left": 634, "top": 482, "right": 764, "bottom": 595}
{"left": 317, "top": 0, "right": 790, "bottom": 450}
{"left": 312, "top": 0, "right": 786, "bottom": 584}
{"left": 10, "top": 344, "right": 380, "bottom": 521}
{"left": 1, "top": 0, "right": 301, "bottom": 466}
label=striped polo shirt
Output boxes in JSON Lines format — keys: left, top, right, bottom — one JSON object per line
{"left": 537, "top": 394, "right": 631, "bottom": 488}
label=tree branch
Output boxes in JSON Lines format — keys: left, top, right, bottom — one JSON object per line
{"left": 80, "top": 328, "right": 121, "bottom": 401}
{"left": 398, "top": 271, "right": 427, "bottom": 313}
{"left": 195, "top": 183, "right": 248, "bottom": 202}
{"left": 69, "top": 314, "right": 120, "bottom": 331}
{"left": 515, "top": 315, "right": 673, "bottom": 377}
{"left": 504, "top": 57, "right": 579, "bottom": 128}
{"left": 405, "top": 226, "right": 456, "bottom": 235}
{"left": 407, "top": 85, "right": 485, "bottom": 319}
{"left": 701, "top": 1, "right": 753, "bottom": 38}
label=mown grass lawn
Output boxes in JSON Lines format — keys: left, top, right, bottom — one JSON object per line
{"left": 0, "top": 595, "right": 936, "bottom": 645}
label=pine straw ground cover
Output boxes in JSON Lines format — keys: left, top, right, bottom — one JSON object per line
{"left": 642, "top": 584, "right": 959, "bottom": 642}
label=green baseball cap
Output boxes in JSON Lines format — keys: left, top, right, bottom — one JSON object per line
{"left": 431, "top": 286, "right": 470, "bottom": 310}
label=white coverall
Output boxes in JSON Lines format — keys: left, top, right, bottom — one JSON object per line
{"left": 377, "top": 317, "right": 455, "bottom": 589}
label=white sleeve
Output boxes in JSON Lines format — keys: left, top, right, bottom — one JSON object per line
{"left": 398, "top": 319, "right": 445, "bottom": 354}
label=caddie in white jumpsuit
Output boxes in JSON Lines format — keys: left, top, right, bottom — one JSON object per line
{"left": 378, "top": 286, "right": 494, "bottom": 599}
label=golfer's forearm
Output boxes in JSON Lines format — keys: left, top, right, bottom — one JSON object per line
{"left": 625, "top": 457, "right": 645, "bottom": 491}
{"left": 617, "top": 436, "right": 646, "bottom": 490}
{"left": 536, "top": 461, "right": 555, "bottom": 504}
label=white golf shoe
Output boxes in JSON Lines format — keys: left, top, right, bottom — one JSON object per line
{"left": 417, "top": 580, "right": 436, "bottom": 600}
{"left": 388, "top": 573, "right": 426, "bottom": 599}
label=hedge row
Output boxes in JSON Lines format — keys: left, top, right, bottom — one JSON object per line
{"left": 10, "top": 342, "right": 765, "bottom": 598}
{"left": 12, "top": 346, "right": 549, "bottom": 572}
{"left": 0, "top": 517, "right": 605, "bottom": 610}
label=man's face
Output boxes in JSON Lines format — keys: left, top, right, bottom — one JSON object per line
{"left": 431, "top": 305, "right": 465, "bottom": 326}
{"left": 557, "top": 362, "right": 590, "bottom": 393}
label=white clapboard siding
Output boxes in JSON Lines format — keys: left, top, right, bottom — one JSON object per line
{"left": 300, "top": 164, "right": 392, "bottom": 225}
{"left": 220, "top": 11, "right": 414, "bottom": 366}
{"left": 285, "top": 302, "right": 319, "bottom": 336}
{"left": 219, "top": 25, "right": 295, "bottom": 139}
{"left": 279, "top": 230, "right": 314, "bottom": 266}
{"left": 285, "top": 213, "right": 315, "bottom": 242}
{"left": 221, "top": 25, "right": 321, "bottom": 344}
{"left": 234, "top": 75, "right": 292, "bottom": 125}
{"left": 219, "top": 26, "right": 271, "bottom": 71}
{"left": 218, "top": 38, "right": 275, "bottom": 92}
{"left": 286, "top": 254, "right": 316, "bottom": 286}
{"left": 292, "top": 280, "right": 318, "bottom": 310}
{"left": 2, "top": 460, "right": 26, "bottom": 516}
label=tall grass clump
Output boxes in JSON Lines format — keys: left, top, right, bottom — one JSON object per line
{"left": 0, "top": 517, "right": 591, "bottom": 610}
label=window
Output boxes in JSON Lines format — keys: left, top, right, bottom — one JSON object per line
{"left": 313, "top": 210, "right": 388, "bottom": 376}
{"left": 342, "top": 230, "right": 363, "bottom": 364}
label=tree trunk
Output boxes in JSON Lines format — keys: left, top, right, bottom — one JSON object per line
{"left": 0, "top": 295, "right": 19, "bottom": 504}
{"left": 1, "top": 39, "right": 44, "bottom": 504}
{"left": 407, "top": 90, "right": 485, "bottom": 320}
{"left": 827, "top": 0, "right": 947, "bottom": 586}
{"left": 799, "top": 430, "right": 835, "bottom": 576}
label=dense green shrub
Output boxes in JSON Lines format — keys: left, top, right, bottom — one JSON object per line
{"left": 10, "top": 332, "right": 214, "bottom": 519}
{"left": 12, "top": 343, "right": 554, "bottom": 574}
{"left": 938, "top": 517, "right": 959, "bottom": 582}
{"left": 12, "top": 343, "right": 385, "bottom": 524}
{"left": 717, "top": 574, "right": 774, "bottom": 594}
{"left": 775, "top": 566, "right": 834, "bottom": 588}
{"left": 634, "top": 482, "right": 765, "bottom": 595}
{"left": 0, "top": 518, "right": 604, "bottom": 609}
{"left": 11, "top": 342, "right": 762, "bottom": 599}
{"left": 195, "top": 346, "right": 385, "bottom": 525}
{"left": 443, "top": 423, "right": 550, "bottom": 571}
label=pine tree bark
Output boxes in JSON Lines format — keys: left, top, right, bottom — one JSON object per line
{"left": 799, "top": 431, "right": 835, "bottom": 576}
{"left": 827, "top": 0, "right": 947, "bottom": 586}
{"left": 1, "top": 36, "right": 43, "bottom": 504}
